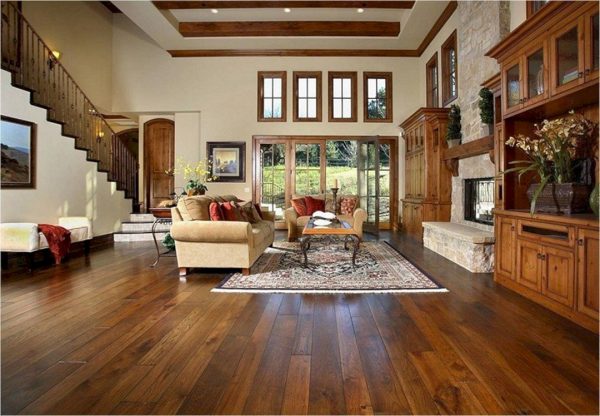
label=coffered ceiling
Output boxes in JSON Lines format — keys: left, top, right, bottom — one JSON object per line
{"left": 113, "top": 0, "right": 455, "bottom": 57}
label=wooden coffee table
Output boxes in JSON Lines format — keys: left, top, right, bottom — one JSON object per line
{"left": 298, "top": 217, "right": 360, "bottom": 267}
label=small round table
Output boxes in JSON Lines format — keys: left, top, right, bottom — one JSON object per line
{"left": 149, "top": 208, "right": 175, "bottom": 267}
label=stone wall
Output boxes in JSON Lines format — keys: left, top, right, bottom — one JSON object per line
{"left": 451, "top": 1, "right": 510, "bottom": 231}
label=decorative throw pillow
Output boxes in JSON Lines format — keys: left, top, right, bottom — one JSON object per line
{"left": 209, "top": 202, "right": 224, "bottom": 221}
{"left": 254, "top": 203, "right": 264, "bottom": 219}
{"left": 237, "top": 201, "right": 261, "bottom": 224}
{"left": 305, "top": 196, "right": 325, "bottom": 216}
{"left": 339, "top": 197, "right": 358, "bottom": 215}
{"left": 181, "top": 196, "right": 214, "bottom": 221}
{"left": 220, "top": 202, "right": 242, "bottom": 221}
{"left": 291, "top": 198, "right": 308, "bottom": 216}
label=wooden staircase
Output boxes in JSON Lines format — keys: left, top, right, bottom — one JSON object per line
{"left": 0, "top": 2, "right": 138, "bottom": 205}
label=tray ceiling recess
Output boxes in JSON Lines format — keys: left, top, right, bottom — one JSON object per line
{"left": 115, "top": 1, "right": 456, "bottom": 57}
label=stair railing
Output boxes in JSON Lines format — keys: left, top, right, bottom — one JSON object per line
{"left": 1, "top": 1, "right": 138, "bottom": 201}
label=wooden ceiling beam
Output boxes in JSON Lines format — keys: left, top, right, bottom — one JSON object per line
{"left": 179, "top": 20, "right": 400, "bottom": 37}
{"left": 168, "top": 48, "right": 418, "bottom": 57}
{"left": 415, "top": 0, "right": 457, "bottom": 56}
{"left": 154, "top": 1, "right": 415, "bottom": 10}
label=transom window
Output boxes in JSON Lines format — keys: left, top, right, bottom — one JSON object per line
{"left": 426, "top": 53, "right": 439, "bottom": 107}
{"left": 442, "top": 30, "right": 458, "bottom": 105}
{"left": 364, "top": 72, "right": 393, "bottom": 122}
{"left": 258, "top": 71, "right": 286, "bottom": 122}
{"left": 293, "top": 71, "right": 322, "bottom": 122}
{"left": 328, "top": 72, "right": 357, "bottom": 122}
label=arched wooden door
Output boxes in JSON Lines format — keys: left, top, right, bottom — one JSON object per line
{"left": 144, "top": 119, "right": 174, "bottom": 209}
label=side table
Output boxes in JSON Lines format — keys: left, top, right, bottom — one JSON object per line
{"left": 149, "top": 207, "right": 175, "bottom": 267}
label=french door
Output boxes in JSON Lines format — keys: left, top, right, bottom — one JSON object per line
{"left": 254, "top": 135, "right": 397, "bottom": 231}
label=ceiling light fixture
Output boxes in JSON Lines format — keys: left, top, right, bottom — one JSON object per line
{"left": 211, "top": 8, "right": 218, "bottom": 14}
{"left": 284, "top": 8, "right": 291, "bottom": 13}
{"left": 357, "top": 8, "right": 364, "bottom": 13}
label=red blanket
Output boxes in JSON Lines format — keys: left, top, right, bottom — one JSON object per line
{"left": 38, "top": 224, "right": 71, "bottom": 264}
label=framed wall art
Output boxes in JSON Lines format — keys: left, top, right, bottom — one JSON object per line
{"left": 1, "top": 115, "right": 36, "bottom": 188}
{"left": 207, "top": 141, "right": 246, "bottom": 182}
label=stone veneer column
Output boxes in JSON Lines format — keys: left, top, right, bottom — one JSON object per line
{"left": 451, "top": 1, "right": 510, "bottom": 230}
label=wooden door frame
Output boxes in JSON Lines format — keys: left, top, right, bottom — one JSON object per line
{"left": 252, "top": 135, "right": 398, "bottom": 230}
{"left": 144, "top": 118, "right": 174, "bottom": 211}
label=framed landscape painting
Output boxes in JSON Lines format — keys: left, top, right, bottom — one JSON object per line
{"left": 1, "top": 115, "right": 36, "bottom": 188}
{"left": 207, "top": 141, "right": 246, "bottom": 182}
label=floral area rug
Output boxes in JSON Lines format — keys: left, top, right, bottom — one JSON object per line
{"left": 213, "top": 239, "right": 447, "bottom": 294}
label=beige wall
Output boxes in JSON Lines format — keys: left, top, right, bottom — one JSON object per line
{"left": 0, "top": 71, "right": 131, "bottom": 236}
{"left": 22, "top": 1, "right": 113, "bottom": 111}
{"left": 112, "top": 15, "right": 414, "bottom": 205}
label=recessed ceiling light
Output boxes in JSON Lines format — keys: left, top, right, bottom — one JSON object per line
{"left": 211, "top": 8, "right": 219, "bottom": 14}
{"left": 284, "top": 8, "right": 291, "bottom": 13}
{"left": 357, "top": 8, "right": 364, "bottom": 13}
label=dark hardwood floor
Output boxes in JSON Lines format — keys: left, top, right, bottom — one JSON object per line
{"left": 1, "top": 232, "right": 598, "bottom": 415}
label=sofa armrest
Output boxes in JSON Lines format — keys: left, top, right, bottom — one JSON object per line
{"left": 170, "top": 221, "right": 252, "bottom": 244}
{"left": 59, "top": 217, "right": 92, "bottom": 239}
{"left": 0, "top": 223, "right": 39, "bottom": 252}
{"left": 284, "top": 207, "right": 298, "bottom": 224}
{"left": 352, "top": 208, "right": 367, "bottom": 239}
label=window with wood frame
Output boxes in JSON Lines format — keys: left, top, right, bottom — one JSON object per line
{"left": 426, "top": 53, "right": 439, "bottom": 107}
{"left": 293, "top": 71, "right": 322, "bottom": 122}
{"left": 328, "top": 72, "right": 357, "bottom": 122}
{"left": 363, "top": 72, "right": 393, "bottom": 122}
{"left": 258, "top": 71, "right": 286, "bottom": 122}
{"left": 441, "top": 30, "right": 458, "bottom": 106}
{"left": 526, "top": 0, "right": 549, "bottom": 18}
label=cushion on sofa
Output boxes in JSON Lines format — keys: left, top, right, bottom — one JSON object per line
{"left": 209, "top": 202, "right": 224, "bottom": 221}
{"left": 221, "top": 202, "right": 243, "bottom": 221}
{"left": 340, "top": 196, "right": 358, "bottom": 215}
{"left": 291, "top": 198, "right": 308, "bottom": 216}
{"left": 305, "top": 196, "right": 325, "bottom": 215}
{"left": 177, "top": 195, "right": 241, "bottom": 221}
{"left": 292, "top": 194, "right": 335, "bottom": 212}
{"left": 237, "top": 201, "right": 262, "bottom": 224}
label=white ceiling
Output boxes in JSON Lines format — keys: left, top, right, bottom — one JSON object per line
{"left": 113, "top": 0, "right": 450, "bottom": 51}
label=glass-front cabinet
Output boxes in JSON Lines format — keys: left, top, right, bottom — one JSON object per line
{"left": 502, "top": 57, "right": 523, "bottom": 115}
{"left": 550, "top": 17, "right": 585, "bottom": 96}
{"left": 524, "top": 42, "right": 548, "bottom": 107}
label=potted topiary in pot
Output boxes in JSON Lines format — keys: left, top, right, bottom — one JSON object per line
{"left": 446, "top": 104, "right": 462, "bottom": 148}
{"left": 478, "top": 87, "right": 494, "bottom": 136}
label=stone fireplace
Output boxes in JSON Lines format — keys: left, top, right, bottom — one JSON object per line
{"left": 464, "top": 177, "right": 494, "bottom": 225}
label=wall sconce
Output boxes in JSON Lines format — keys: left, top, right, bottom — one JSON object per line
{"left": 97, "top": 131, "right": 105, "bottom": 140}
{"left": 47, "top": 50, "right": 61, "bottom": 70}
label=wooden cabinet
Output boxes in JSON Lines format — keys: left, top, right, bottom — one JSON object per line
{"left": 494, "top": 210, "right": 598, "bottom": 332}
{"left": 489, "top": 1, "right": 599, "bottom": 118}
{"left": 496, "top": 216, "right": 516, "bottom": 279}
{"left": 400, "top": 108, "right": 451, "bottom": 240}
{"left": 577, "top": 227, "right": 599, "bottom": 319}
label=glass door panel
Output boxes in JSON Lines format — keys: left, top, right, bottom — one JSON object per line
{"left": 527, "top": 48, "right": 545, "bottom": 99}
{"left": 378, "top": 143, "right": 391, "bottom": 227}
{"left": 505, "top": 63, "right": 521, "bottom": 110}
{"left": 294, "top": 143, "right": 322, "bottom": 196}
{"left": 556, "top": 26, "right": 580, "bottom": 87}
{"left": 325, "top": 140, "right": 358, "bottom": 195}
{"left": 357, "top": 138, "right": 380, "bottom": 234}
{"left": 585, "top": 12, "right": 599, "bottom": 82}
{"left": 258, "top": 142, "right": 287, "bottom": 221}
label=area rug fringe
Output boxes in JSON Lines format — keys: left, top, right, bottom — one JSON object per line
{"left": 212, "top": 288, "right": 449, "bottom": 294}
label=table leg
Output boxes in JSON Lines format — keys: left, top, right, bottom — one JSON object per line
{"left": 299, "top": 236, "right": 310, "bottom": 267}
{"left": 150, "top": 218, "right": 161, "bottom": 268}
{"left": 349, "top": 235, "right": 360, "bottom": 268}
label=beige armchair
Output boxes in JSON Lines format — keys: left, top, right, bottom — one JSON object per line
{"left": 284, "top": 195, "right": 367, "bottom": 241}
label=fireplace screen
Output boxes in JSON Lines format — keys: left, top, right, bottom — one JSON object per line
{"left": 464, "top": 178, "right": 494, "bottom": 225}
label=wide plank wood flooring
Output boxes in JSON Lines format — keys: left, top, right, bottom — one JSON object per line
{"left": 1, "top": 232, "right": 598, "bottom": 415}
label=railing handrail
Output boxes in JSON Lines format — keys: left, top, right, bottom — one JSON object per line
{"left": 2, "top": 1, "right": 116, "bottom": 137}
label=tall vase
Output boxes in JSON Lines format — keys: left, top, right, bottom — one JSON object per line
{"left": 590, "top": 184, "right": 599, "bottom": 216}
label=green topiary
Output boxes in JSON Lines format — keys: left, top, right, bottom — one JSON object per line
{"left": 478, "top": 88, "right": 494, "bottom": 125}
{"left": 446, "top": 104, "right": 462, "bottom": 142}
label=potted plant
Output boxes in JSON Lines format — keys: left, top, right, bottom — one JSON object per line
{"left": 503, "top": 111, "right": 596, "bottom": 214}
{"left": 162, "top": 232, "right": 175, "bottom": 251}
{"left": 478, "top": 87, "right": 494, "bottom": 135}
{"left": 168, "top": 158, "right": 216, "bottom": 196}
{"left": 446, "top": 104, "right": 462, "bottom": 148}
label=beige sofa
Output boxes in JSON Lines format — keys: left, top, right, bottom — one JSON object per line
{"left": 170, "top": 195, "right": 275, "bottom": 276}
{"left": 284, "top": 194, "right": 367, "bottom": 242}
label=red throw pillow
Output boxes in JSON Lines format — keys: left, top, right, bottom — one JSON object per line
{"left": 209, "top": 202, "right": 223, "bottom": 221}
{"left": 305, "top": 196, "right": 325, "bottom": 216}
{"left": 254, "top": 203, "right": 264, "bottom": 219}
{"left": 340, "top": 197, "right": 358, "bottom": 215}
{"left": 291, "top": 198, "right": 308, "bottom": 216}
{"left": 220, "top": 202, "right": 242, "bottom": 221}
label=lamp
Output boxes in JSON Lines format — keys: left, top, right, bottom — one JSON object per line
{"left": 47, "top": 50, "right": 60, "bottom": 70}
